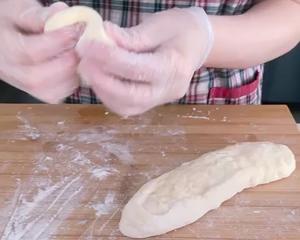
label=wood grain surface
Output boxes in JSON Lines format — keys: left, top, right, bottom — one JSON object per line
{"left": 0, "top": 104, "right": 299, "bottom": 240}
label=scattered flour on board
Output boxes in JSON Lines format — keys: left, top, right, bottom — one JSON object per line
{"left": 181, "top": 115, "right": 210, "bottom": 120}
{"left": 102, "top": 142, "right": 133, "bottom": 164}
{"left": 57, "top": 121, "right": 65, "bottom": 126}
{"left": 92, "top": 192, "right": 116, "bottom": 217}
{"left": 2, "top": 113, "right": 139, "bottom": 240}
{"left": 2, "top": 182, "right": 62, "bottom": 240}
{"left": 90, "top": 167, "right": 120, "bottom": 180}
{"left": 16, "top": 112, "right": 41, "bottom": 140}
{"left": 179, "top": 108, "right": 230, "bottom": 122}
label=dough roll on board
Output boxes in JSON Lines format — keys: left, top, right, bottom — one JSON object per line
{"left": 119, "top": 142, "right": 296, "bottom": 238}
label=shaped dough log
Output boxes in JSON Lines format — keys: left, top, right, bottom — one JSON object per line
{"left": 44, "top": 6, "right": 114, "bottom": 48}
{"left": 119, "top": 142, "right": 296, "bottom": 238}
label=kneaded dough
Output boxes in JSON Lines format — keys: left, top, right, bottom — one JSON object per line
{"left": 119, "top": 142, "right": 296, "bottom": 238}
{"left": 44, "top": 6, "right": 114, "bottom": 86}
{"left": 44, "top": 6, "right": 114, "bottom": 48}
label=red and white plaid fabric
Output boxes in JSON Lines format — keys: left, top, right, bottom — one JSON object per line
{"left": 42, "top": 0, "right": 263, "bottom": 105}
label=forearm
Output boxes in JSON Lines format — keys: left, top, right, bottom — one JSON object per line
{"left": 205, "top": 0, "right": 300, "bottom": 69}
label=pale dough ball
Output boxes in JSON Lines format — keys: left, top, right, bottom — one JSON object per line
{"left": 45, "top": 6, "right": 114, "bottom": 47}
{"left": 44, "top": 6, "right": 114, "bottom": 86}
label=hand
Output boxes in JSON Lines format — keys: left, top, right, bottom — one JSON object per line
{"left": 0, "top": 0, "right": 82, "bottom": 103}
{"left": 78, "top": 7, "right": 213, "bottom": 116}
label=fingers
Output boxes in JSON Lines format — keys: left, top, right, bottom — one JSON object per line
{"left": 19, "top": 50, "right": 80, "bottom": 103}
{"left": 104, "top": 21, "right": 158, "bottom": 52}
{"left": 103, "top": 10, "right": 179, "bottom": 52}
{"left": 16, "top": 2, "right": 69, "bottom": 33}
{"left": 41, "top": 73, "right": 79, "bottom": 103}
{"left": 14, "top": 2, "right": 82, "bottom": 65}
{"left": 18, "top": 24, "right": 82, "bottom": 64}
{"left": 103, "top": 22, "right": 151, "bottom": 52}
{"left": 79, "top": 58, "right": 153, "bottom": 116}
{"left": 81, "top": 42, "right": 169, "bottom": 84}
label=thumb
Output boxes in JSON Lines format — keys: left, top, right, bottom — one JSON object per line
{"left": 103, "top": 19, "right": 169, "bottom": 52}
{"left": 16, "top": 2, "right": 69, "bottom": 33}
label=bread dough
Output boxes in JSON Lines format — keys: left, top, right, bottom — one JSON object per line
{"left": 119, "top": 142, "right": 296, "bottom": 238}
{"left": 44, "top": 6, "right": 114, "bottom": 48}
{"left": 44, "top": 6, "right": 114, "bottom": 86}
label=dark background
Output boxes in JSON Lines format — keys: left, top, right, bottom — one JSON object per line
{"left": 262, "top": 43, "right": 300, "bottom": 122}
{"left": 0, "top": 44, "right": 299, "bottom": 121}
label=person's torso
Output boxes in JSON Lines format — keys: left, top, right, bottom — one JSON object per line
{"left": 43, "top": 0, "right": 263, "bottom": 105}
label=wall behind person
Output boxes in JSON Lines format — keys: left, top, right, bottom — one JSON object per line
{"left": 0, "top": 81, "right": 41, "bottom": 103}
{"left": 262, "top": 43, "right": 300, "bottom": 104}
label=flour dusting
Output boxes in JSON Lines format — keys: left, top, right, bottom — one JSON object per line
{"left": 181, "top": 115, "right": 210, "bottom": 120}
{"left": 2, "top": 181, "right": 68, "bottom": 240}
{"left": 2, "top": 113, "right": 139, "bottom": 239}
{"left": 102, "top": 142, "right": 133, "bottom": 164}
{"left": 90, "top": 167, "right": 119, "bottom": 180}
{"left": 57, "top": 121, "right": 65, "bottom": 126}
{"left": 16, "top": 112, "right": 41, "bottom": 140}
{"left": 2, "top": 110, "right": 208, "bottom": 239}
{"left": 92, "top": 192, "right": 116, "bottom": 216}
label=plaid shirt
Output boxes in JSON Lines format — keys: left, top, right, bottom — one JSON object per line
{"left": 42, "top": 0, "right": 263, "bottom": 105}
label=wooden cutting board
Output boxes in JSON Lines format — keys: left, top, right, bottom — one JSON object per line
{"left": 0, "top": 104, "right": 299, "bottom": 240}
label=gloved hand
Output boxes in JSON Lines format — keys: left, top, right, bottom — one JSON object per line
{"left": 0, "top": 0, "right": 82, "bottom": 103}
{"left": 78, "top": 7, "right": 214, "bottom": 116}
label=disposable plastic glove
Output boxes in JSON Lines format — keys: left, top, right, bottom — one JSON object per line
{"left": 78, "top": 7, "right": 214, "bottom": 116}
{"left": 0, "top": 0, "right": 82, "bottom": 103}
